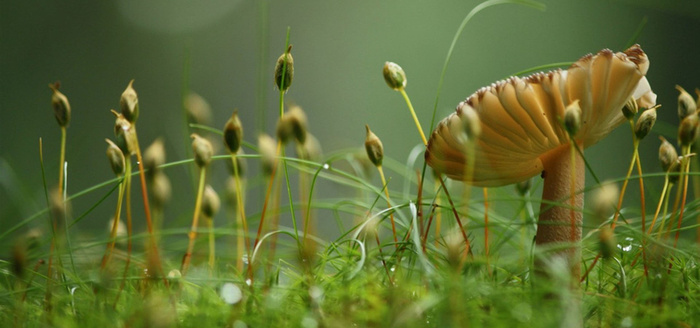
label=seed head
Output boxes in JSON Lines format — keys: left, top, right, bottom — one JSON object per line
{"left": 105, "top": 139, "right": 125, "bottom": 177}
{"left": 258, "top": 134, "right": 278, "bottom": 176}
{"left": 276, "top": 105, "right": 308, "bottom": 144}
{"left": 591, "top": 182, "right": 619, "bottom": 222}
{"left": 120, "top": 80, "right": 139, "bottom": 123}
{"left": 185, "top": 92, "right": 212, "bottom": 125}
{"left": 678, "top": 114, "right": 699, "bottom": 147}
{"left": 634, "top": 105, "right": 658, "bottom": 140}
{"left": 364, "top": 125, "right": 384, "bottom": 167}
{"left": 274, "top": 45, "right": 294, "bottom": 91}
{"left": 144, "top": 138, "right": 166, "bottom": 178}
{"left": 382, "top": 62, "right": 406, "bottom": 91}
{"left": 300, "top": 133, "right": 323, "bottom": 162}
{"left": 658, "top": 136, "right": 678, "bottom": 173}
{"left": 676, "top": 85, "right": 697, "bottom": 121}
{"left": 49, "top": 82, "right": 71, "bottom": 128}
{"left": 621, "top": 96, "right": 638, "bottom": 120}
{"left": 564, "top": 100, "right": 582, "bottom": 137}
{"left": 224, "top": 110, "right": 243, "bottom": 154}
{"left": 191, "top": 133, "right": 213, "bottom": 168}
{"left": 201, "top": 185, "right": 220, "bottom": 218}
{"left": 599, "top": 227, "right": 616, "bottom": 260}
{"left": 112, "top": 109, "right": 137, "bottom": 155}
{"left": 150, "top": 171, "right": 172, "bottom": 208}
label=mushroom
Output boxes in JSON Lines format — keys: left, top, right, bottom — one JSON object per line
{"left": 425, "top": 45, "right": 656, "bottom": 278}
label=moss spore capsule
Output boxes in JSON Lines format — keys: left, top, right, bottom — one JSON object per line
{"left": 634, "top": 105, "right": 658, "bottom": 140}
{"left": 679, "top": 114, "right": 699, "bottom": 147}
{"left": 564, "top": 100, "right": 582, "bottom": 137}
{"left": 201, "top": 185, "right": 221, "bottom": 218}
{"left": 105, "top": 139, "right": 126, "bottom": 177}
{"left": 191, "top": 133, "right": 213, "bottom": 168}
{"left": 224, "top": 110, "right": 243, "bottom": 154}
{"left": 112, "top": 110, "right": 137, "bottom": 155}
{"left": 676, "top": 85, "right": 697, "bottom": 121}
{"left": 120, "top": 79, "right": 139, "bottom": 123}
{"left": 144, "top": 138, "right": 166, "bottom": 177}
{"left": 658, "top": 136, "right": 678, "bottom": 173}
{"left": 151, "top": 171, "right": 172, "bottom": 208}
{"left": 276, "top": 105, "right": 308, "bottom": 144}
{"left": 274, "top": 45, "right": 294, "bottom": 91}
{"left": 364, "top": 125, "right": 384, "bottom": 167}
{"left": 49, "top": 82, "right": 71, "bottom": 128}
{"left": 621, "top": 96, "right": 638, "bottom": 120}
{"left": 258, "top": 134, "right": 278, "bottom": 176}
{"left": 382, "top": 62, "right": 407, "bottom": 91}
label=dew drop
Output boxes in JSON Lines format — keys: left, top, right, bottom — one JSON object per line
{"left": 220, "top": 283, "right": 242, "bottom": 305}
{"left": 245, "top": 278, "right": 252, "bottom": 286}
{"left": 322, "top": 163, "right": 329, "bottom": 170}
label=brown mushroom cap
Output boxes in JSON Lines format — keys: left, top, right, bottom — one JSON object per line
{"left": 426, "top": 45, "right": 656, "bottom": 187}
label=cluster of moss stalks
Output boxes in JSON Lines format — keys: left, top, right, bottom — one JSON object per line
{"left": 4, "top": 28, "right": 700, "bottom": 328}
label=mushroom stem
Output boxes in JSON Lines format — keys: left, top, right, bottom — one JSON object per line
{"left": 536, "top": 142, "right": 584, "bottom": 279}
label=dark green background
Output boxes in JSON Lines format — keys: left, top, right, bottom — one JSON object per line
{"left": 2, "top": 0, "right": 699, "bottom": 246}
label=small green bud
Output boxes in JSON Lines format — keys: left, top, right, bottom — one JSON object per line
{"left": 274, "top": 45, "right": 294, "bottom": 92}
{"left": 676, "top": 85, "right": 697, "bottom": 121}
{"left": 678, "top": 114, "right": 699, "bottom": 147}
{"left": 143, "top": 138, "right": 166, "bottom": 178}
{"left": 634, "top": 105, "right": 658, "bottom": 140}
{"left": 49, "top": 82, "right": 71, "bottom": 128}
{"left": 364, "top": 125, "right": 384, "bottom": 167}
{"left": 150, "top": 171, "right": 171, "bottom": 208}
{"left": 658, "top": 136, "right": 678, "bottom": 173}
{"left": 276, "top": 105, "right": 308, "bottom": 144}
{"left": 258, "top": 134, "right": 278, "bottom": 176}
{"left": 224, "top": 110, "right": 243, "bottom": 154}
{"left": 621, "top": 96, "right": 638, "bottom": 120}
{"left": 120, "top": 79, "right": 139, "bottom": 123}
{"left": 564, "top": 100, "right": 582, "bottom": 137}
{"left": 191, "top": 133, "right": 213, "bottom": 168}
{"left": 105, "top": 139, "right": 126, "bottom": 177}
{"left": 382, "top": 61, "right": 406, "bottom": 91}
{"left": 201, "top": 185, "right": 220, "bottom": 218}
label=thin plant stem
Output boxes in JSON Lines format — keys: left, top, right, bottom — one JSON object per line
{"left": 252, "top": 144, "right": 280, "bottom": 276}
{"left": 39, "top": 138, "right": 56, "bottom": 310}
{"left": 181, "top": 167, "right": 207, "bottom": 276}
{"left": 634, "top": 143, "right": 649, "bottom": 277}
{"left": 377, "top": 165, "right": 398, "bottom": 249}
{"left": 132, "top": 130, "right": 168, "bottom": 285}
{"left": 399, "top": 88, "right": 427, "bottom": 145}
{"left": 483, "top": 187, "right": 491, "bottom": 276}
{"left": 657, "top": 183, "right": 674, "bottom": 236}
{"left": 648, "top": 176, "right": 670, "bottom": 234}
{"left": 58, "top": 127, "right": 66, "bottom": 194}
{"left": 438, "top": 177, "right": 471, "bottom": 255}
{"left": 207, "top": 216, "right": 215, "bottom": 271}
{"left": 232, "top": 156, "right": 250, "bottom": 273}
{"left": 570, "top": 140, "right": 577, "bottom": 244}
{"left": 673, "top": 147, "right": 692, "bottom": 250}
{"left": 115, "top": 159, "right": 132, "bottom": 306}
{"left": 434, "top": 180, "right": 442, "bottom": 247}
{"left": 610, "top": 141, "right": 638, "bottom": 230}
{"left": 100, "top": 178, "right": 126, "bottom": 271}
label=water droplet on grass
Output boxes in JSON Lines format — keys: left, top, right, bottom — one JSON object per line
{"left": 220, "top": 283, "right": 242, "bottom": 305}
{"left": 322, "top": 163, "right": 329, "bottom": 170}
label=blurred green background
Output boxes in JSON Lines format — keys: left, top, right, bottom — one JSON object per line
{"left": 1, "top": 0, "right": 700, "bottom": 248}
